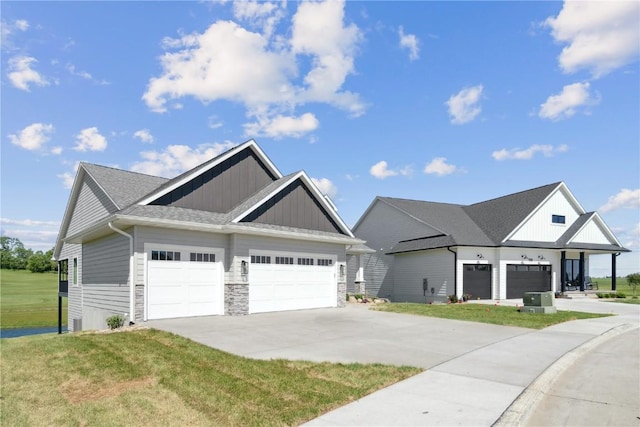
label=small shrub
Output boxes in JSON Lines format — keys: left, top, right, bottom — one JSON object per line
{"left": 616, "top": 292, "right": 626, "bottom": 298}
{"left": 462, "top": 293, "right": 472, "bottom": 302}
{"left": 448, "top": 294, "right": 459, "bottom": 304}
{"left": 106, "top": 314, "right": 125, "bottom": 330}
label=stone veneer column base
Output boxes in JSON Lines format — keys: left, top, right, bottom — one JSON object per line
{"left": 225, "top": 283, "right": 249, "bottom": 315}
{"left": 337, "top": 282, "right": 346, "bottom": 308}
{"left": 354, "top": 281, "right": 366, "bottom": 295}
{"left": 135, "top": 284, "right": 144, "bottom": 323}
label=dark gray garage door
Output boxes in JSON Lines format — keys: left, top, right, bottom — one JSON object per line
{"left": 506, "top": 265, "right": 551, "bottom": 299}
{"left": 463, "top": 264, "right": 492, "bottom": 299}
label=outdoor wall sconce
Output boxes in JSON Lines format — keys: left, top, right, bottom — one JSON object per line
{"left": 476, "top": 253, "right": 484, "bottom": 259}
{"left": 538, "top": 255, "right": 545, "bottom": 260}
{"left": 241, "top": 260, "right": 248, "bottom": 275}
{"left": 339, "top": 264, "right": 346, "bottom": 281}
{"left": 521, "top": 254, "right": 528, "bottom": 259}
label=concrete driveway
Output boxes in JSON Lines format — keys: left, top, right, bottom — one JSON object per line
{"left": 146, "top": 304, "right": 530, "bottom": 369}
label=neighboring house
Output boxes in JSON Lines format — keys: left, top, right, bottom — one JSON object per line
{"left": 54, "top": 140, "right": 364, "bottom": 331}
{"left": 348, "top": 182, "right": 629, "bottom": 302}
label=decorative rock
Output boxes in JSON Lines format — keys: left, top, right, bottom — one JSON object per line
{"left": 349, "top": 296, "right": 358, "bottom": 303}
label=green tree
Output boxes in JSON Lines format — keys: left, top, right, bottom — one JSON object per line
{"left": 627, "top": 273, "right": 640, "bottom": 297}
{"left": 27, "top": 251, "right": 50, "bottom": 273}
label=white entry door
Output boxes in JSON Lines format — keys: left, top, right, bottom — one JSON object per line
{"left": 249, "top": 252, "right": 337, "bottom": 314}
{"left": 147, "top": 248, "right": 224, "bottom": 320}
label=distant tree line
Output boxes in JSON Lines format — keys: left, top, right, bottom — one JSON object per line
{"left": 0, "top": 236, "right": 57, "bottom": 273}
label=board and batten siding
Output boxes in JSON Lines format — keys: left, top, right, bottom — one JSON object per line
{"left": 509, "top": 190, "right": 581, "bottom": 243}
{"left": 241, "top": 179, "right": 344, "bottom": 234}
{"left": 572, "top": 221, "right": 613, "bottom": 245}
{"left": 150, "top": 149, "right": 276, "bottom": 213}
{"left": 353, "top": 199, "right": 441, "bottom": 298}
{"left": 59, "top": 242, "right": 82, "bottom": 331}
{"left": 67, "top": 176, "right": 117, "bottom": 237}
{"left": 392, "top": 249, "right": 454, "bottom": 303}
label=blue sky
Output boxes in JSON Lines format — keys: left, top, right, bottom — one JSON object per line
{"left": 1, "top": 1, "right": 638, "bottom": 276}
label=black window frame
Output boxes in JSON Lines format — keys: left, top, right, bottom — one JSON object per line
{"left": 552, "top": 214, "right": 566, "bottom": 224}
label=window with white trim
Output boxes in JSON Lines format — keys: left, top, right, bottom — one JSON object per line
{"left": 317, "top": 259, "right": 333, "bottom": 266}
{"left": 552, "top": 214, "right": 566, "bottom": 224}
{"left": 297, "top": 257, "right": 314, "bottom": 266}
{"left": 73, "top": 258, "right": 78, "bottom": 285}
{"left": 275, "top": 256, "right": 294, "bottom": 265}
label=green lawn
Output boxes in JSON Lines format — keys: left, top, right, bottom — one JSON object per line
{"left": 1, "top": 328, "right": 420, "bottom": 426}
{"left": 0, "top": 269, "right": 67, "bottom": 329}
{"left": 374, "top": 302, "right": 611, "bottom": 329}
{"left": 590, "top": 277, "right": 633, "bottom": 292}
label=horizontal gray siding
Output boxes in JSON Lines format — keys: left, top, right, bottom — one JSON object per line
{"left": 67, "top": 176, "right": 116, "bottom": 236}
{"left": 346, "top": 254, "right": 357, "bottom": 293}
{"left": 83, "top": 233, "right": 129, "bottom": 285}
{"left": 59, "top": 242, "right": 82, "bottom": 331}
{"left": 354, "top": 200, "right": 440, "bottom": 298}
{"left": 83, "top": 284, "right": 129, "bottom": 313}
{"left": 393, "top": 249, "right": 454, "bottom": 303}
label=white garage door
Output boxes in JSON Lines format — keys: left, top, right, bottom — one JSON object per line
{"left": 249, "top": 253, "right": 337, "bottom": 314}
{"left": 147, "top": 248, "right": 224, "bottom": 320}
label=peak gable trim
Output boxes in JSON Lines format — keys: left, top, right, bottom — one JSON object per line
{"left": 231, "top": 171, "right": 354, "bottom": 237}
{"left": 502, "top": 182, "right": 585, "bottom": 243}
{"left": 565, "top": 212, "right": 623, "bottom": 247}
{"left": 136, "top": 140, "right": 282, "bottom": 206}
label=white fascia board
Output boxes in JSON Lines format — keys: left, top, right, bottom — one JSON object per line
{"left": 503, "top": 182, "right": 585, "bottom": 243}
{"left": 567, "top": 212, "right": 623, "bottom": 247}
{"left": 54, "top": 165, "right": 89, "bottom": 258}
{"left": 231, "top": 171, "right": 355, "bottom": 238}
{"left": 136, "top": 139, "right": 283, "bottom": 206}
{"left": 224, "top": 224, "right": 363, "bottom": 245}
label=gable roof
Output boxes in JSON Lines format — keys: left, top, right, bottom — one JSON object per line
{"left": 55, "top": 140, "right": 357, "bottom": 257}
{"left": 382, "top": 182, "right": 628, "bottom": 254}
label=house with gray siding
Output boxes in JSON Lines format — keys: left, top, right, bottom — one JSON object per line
{"left": 54, "top": 140, "right": 364, "bottom": 331}
{"left": 348, "top": 182, "right": 629, "bottom": 302}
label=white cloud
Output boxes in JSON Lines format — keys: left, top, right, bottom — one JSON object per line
{"left": 423, "top": 157, "right": 459, "bottom": 176}
{"left": 8, "top": 123, "right": 55, "bottom": 151}
{"left": 544, "top": 1, "right": 640, "bottom": 78}
{"left": 65, "top": 63, "right": 110, "bottom": 85}
{"left": 599, "top": 188, "right": 640, "bottom": 212}
{"left": 1, "top": 19, "right": 29, "bottom": 50}
{"left": 131, "top": 142, "right": 237, "bottom": 177}
{"left": 7, "top": 56, "right": 49, "bottom": 91}
{"left": 243, "top": 112, "right": 319, "bottom": 139}
{"left": 133, "top": 129, "right": 154, "bottom": 143}
{"left": 73, "top": 127, "right": 107, "bottom": 152}
{"left": 0, "top": 218, "right": 59, "bottom": 227}
{"left": 14, "top": 19, "right": 29, "bottom": 31}
{"left": 492, "top": 144, "right": 569, "bottom": 161}
{"left": 233, "top": 0, "right": 285, "bottom": 39}
{"left": 538, "top": 82, "right": 598, "bottom": 120}
{"left": 445, "top": 85, "right": 483, "bottom": 124}
{"left": 311, "top": 177, "right": 337, "bottom": 198}
{"left": 370, "top": 161, "right": 397, "bottom": 179}
{"left": 143, "top": 0, "right": 364, "bottom": 139}
{"left": 398, "top": 26, "right": 419, "bottom": 61}
{"left": 57, "top": 161, "right": 81, "bottom": 189}
{"left": 208, "top": 115, "right": 224, "bottom": 129}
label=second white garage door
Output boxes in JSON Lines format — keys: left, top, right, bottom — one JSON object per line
{"left": 147, "top": 248, "right": 224, "bottom": 320}
{"left": 249, "top": 253, "right": 337, "bottom": 314}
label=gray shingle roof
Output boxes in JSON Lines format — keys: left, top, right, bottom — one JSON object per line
{"left": 82, "top": 163, "right": 169, "bottom": 209}
{"left": 462, "top": 182, "right": 560, "bottom": 243}
{"left": 381, "top": 182, "right": 628, "bottom": 254}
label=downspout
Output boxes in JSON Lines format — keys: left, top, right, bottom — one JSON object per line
{"left": 447, "top": 247, "right": 457, "bottom": 297}
{"left": 108, "top": 222, "right": 135, "bottom": 325}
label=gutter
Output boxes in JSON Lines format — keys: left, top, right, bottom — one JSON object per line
{"left": 108, "top": 222, "right": 135, "bottom": 325}
{"left": 447, "top": 247, "right": 458, "bottom": 297}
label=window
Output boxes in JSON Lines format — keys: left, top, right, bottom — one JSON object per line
{"left": 317, "top": 259, "right": 333, "bottom": 266}
{"left": 297, "top": 257, "right": 314, "bottom": 266}
{"left": 251, "top": 255, "right": 271, "bottom": 264}
{"left": 190, "top": 252, "right": 216, "bottom": 262}
{"left": 552, "top": 214, "right": 566, "bottom": 224}
{"left": 151, "top": 250, "right": 181, "bottom": 261}
{"left": 73, "top": 258, "right": 78, "bottom": 285}
{"left": 565, "top": 259, "right": 581, "bottom": 284}
{"left": 275, "top": 256, "right": 293, "bottom": 265}
{"left": 59, "top": 259, "right": 68, "bottom": 282}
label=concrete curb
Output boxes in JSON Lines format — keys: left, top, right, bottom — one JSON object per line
{"left": 493, "top": 322, "right": 640, "bottom": 426}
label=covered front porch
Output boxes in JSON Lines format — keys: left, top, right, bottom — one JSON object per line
{"left": 560, "top": 250, "right": 625, "bottom": 293}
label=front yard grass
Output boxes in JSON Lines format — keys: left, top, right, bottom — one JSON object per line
{"left": 374, "top": 302, "right": 611, "bottom": 329}
{"left": 0, "top": 328, "right": 420, "bottom": 426}
{"left": 1, "top": 269, "right": 67, "bottom": 329}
